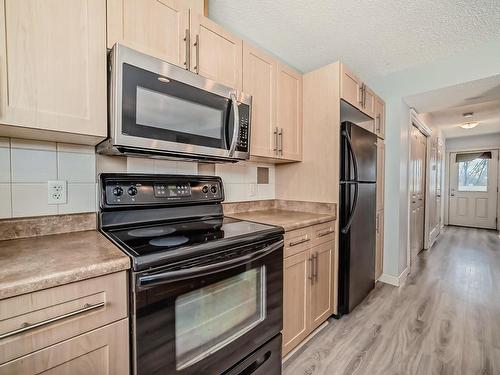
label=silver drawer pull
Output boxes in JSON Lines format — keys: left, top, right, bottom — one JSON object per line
{"left": 0, "top": 301, "right": 105, "bottom": 340}
{"left": 289, "top": 237, "right": 310, "bottom": 247}
{"left": 317, "top": 229, "right": 334, "bottom": 237}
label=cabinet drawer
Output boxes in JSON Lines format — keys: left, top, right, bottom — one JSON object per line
{"left": 0, "top": 319, "right": 129, "bottom": 375}
{"left": 284, "top": 226, "right": 313, "bottom": 258}
{"left": 312, "top": 221, "right": 335, "bottom": 247}
{"left": 0, "top": 271, "right": 127, "bottom": 363}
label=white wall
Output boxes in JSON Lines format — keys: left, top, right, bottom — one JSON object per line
{"left": 366, "top": 38, "right": 500, "bottom": 279}
{"left": 445, "top": 133, "right": 500, "bottom": 151}
{"left": 0, "top": 137, "right": 275, "bottom": 219}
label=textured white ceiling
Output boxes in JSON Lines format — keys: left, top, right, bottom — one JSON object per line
{"left": 208, "top": 0, "right": 500, "bottom": 79}
{"left": 426, "top": 100, "right": 500, "bottom": 138}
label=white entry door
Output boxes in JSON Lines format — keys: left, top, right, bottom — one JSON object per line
{"left": 449, "top": 150, "right": 498, "bottom": 229}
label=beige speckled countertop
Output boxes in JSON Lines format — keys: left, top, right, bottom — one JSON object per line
{"left": 0, "top": 230, "right": 130, "bottom": 300}
{"left": 229, "top": 209, "right": 335, "bottom": 231}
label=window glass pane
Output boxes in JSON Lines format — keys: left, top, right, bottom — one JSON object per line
{"left": 136, "top": 86, "right": 224, "bottom": 139}
{"left": 175, "top": 267, "right": 266, "bottom": 370}
{"left": 458, "top": 158, "right": 488, "bottom": 192}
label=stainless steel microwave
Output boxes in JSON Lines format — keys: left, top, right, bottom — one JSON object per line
{"left": 97, "top": 44, "right": 252, "bottom": 162}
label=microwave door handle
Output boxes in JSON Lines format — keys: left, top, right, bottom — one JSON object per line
{"left": 137, "top": 239, "right": 283, "bottom": 290}
{"left": 228, "top": 92, "right": 240, "bottom": 157}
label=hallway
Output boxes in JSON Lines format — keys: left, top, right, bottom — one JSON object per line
{"left": 283, "top": 226, "right": 500, "bottom": 375}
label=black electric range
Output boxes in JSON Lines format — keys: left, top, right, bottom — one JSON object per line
{"left": 98, "top": 173, "right": 284, "bottom": 375}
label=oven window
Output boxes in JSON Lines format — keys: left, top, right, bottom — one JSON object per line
{"left": 175, "top": 267, "right": 266, "bottom": 370}
{"left": 136, "top": 87, "right": 223, "bottom": 139}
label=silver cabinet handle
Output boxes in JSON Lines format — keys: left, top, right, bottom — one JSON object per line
{"left": 273, "top": 127, "right": 278, "bottom": 155}
{"left": 317, "top": 229, "right": 334, "bottom": 238}
{"left": 289, "top": 237, "right": 310, "bottom": 247}
{"left": 359, "top": 85, "right": 364, "bottom": 106}
{"left": 0, "top": 301, "right": 105, "bottom": 340}
{"left": 278, "top": 128, "right": 283, "bottom": 155}
{"left": 312, "top": 252, "right": 319, "bottom": 281}
{"left": 376, "top": 114, "right": 381, "bottom": 133}
{"left": 193, "top": 34, "right": 200, "bottom": 74}
{"left": 376, "top": 214, "right": 379, "bottom": 233}
{"left": 228, "top": 92, "right": 240, "bottom": 157}
{"left": 183, "top": 29, "right": 190, "bottom": 70}
{"left": 308, "top": 256, "right": 314, "bottom": 281}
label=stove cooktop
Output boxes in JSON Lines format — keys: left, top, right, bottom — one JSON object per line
{"left": 103, "top": 216, "right": 283, "bottom": 271}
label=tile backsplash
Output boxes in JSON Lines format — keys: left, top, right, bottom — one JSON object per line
{"left": 0, "top": 137, "right": 275, "bottom": 219}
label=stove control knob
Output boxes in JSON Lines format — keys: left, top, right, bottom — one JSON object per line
{"left": 202, "top": 185, "right": 209, "bottom": 194}
{"left": 112, "top": 186, "right": 123, "bottom": 197}
{"left": 128, "top": 186, "right": 138, "bottom": 196}
{"left": 210, "top": 185, "right": 217, "bottom": 194}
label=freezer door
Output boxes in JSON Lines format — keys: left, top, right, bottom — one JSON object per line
{"left": 339, "top": 182, "right": 376, "bottom": 313}
{"left": 341, "top": 122, "right": 377, "bottom": 182}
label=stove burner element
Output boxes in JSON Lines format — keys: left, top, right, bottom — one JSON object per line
{"left": 128, "top": 227, "right": 176, "bottom": 238}
{"left": 149, "top": 235, "right": 189, "bottom": 248}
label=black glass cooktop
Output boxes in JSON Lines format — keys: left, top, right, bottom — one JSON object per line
{"left": 106, "top": 217, "right": 278, "bottom": 257}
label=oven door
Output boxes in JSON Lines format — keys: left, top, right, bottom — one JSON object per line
{"left": 109, "top": 44, "right": 251, "bottom": 161}
{"left": 131, "top": 239, "right": 283, "bottom": 375}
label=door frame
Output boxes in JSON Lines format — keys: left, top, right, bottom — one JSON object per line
{"left": 406, "top": 109, "right": 432, "bottom": 273}
{"left": 444, "top": 146, "right": 500, "bottom": 230}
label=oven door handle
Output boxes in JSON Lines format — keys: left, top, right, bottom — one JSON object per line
{"left": 228, "top": 92, "right": 240, "bottom": 157}
{"left": 137, "top": 239, "right": 284, "bottom": 290}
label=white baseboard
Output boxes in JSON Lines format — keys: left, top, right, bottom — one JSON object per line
{"left": 378, "top": 267, "right": 409, "bottom": 287}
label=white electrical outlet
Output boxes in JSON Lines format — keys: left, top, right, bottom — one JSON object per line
{"left": 48, "top": 180, "right": 67, "bottom": 204}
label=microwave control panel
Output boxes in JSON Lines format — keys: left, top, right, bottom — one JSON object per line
{"left": 236, "top": 104, "right": 250, "bottom": 152}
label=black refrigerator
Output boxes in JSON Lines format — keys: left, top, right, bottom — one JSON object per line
{"left": 339, "top": 121, "right": 377, "bottom": 315}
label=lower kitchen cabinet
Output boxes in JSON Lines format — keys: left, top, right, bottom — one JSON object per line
{"left": 283, "top": 251, "right": 310, "bottom": 355}
{"left": 282, "top": 221, "right": 335, "bottom": 356}
{"left": 0, "top": 319, "right": 129, "bottom": 375}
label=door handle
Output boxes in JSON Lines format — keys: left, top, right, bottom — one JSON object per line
{"left": 193, "top": 34, "right": 200, "bottom": 74}
{"left": 308, "top": 256, "right": 314, "bottom": 281}
{"left": 313, "top": 252, "right": 319, "bottom": 281}
{"left": 228, "top": 92, "right": 240, "bottom": 157}
{"left": 278, "top": 128, "right": 283, "bottom": 155}
{"left": 183, "top": 29, "right": 190, "bottom": 70}
{"left": 273, "top": 127, "right": 278, "bottom": 154}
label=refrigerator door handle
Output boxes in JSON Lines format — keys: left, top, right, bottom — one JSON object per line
{"left": 341, "top": 182, "right": 359, "bottom": 234}
{"left": 342, "top": 129, "right": 359, "bottom": 181}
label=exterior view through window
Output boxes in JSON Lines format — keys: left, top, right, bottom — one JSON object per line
{"left": 458, "top": 158, "right": 489, "bottom": 192}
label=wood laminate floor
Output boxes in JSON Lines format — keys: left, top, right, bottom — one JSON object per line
{"left": 283, "top": 226, "right": 500, "bottom": 375}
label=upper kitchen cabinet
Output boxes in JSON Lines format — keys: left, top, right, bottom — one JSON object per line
{"left": 340, "top": 64, "right": 363, "bottom": 111}
{"left": 190, "top": 14, "right": 243, "bottom": 90}
{"left": 243, "top": 43, "right": 277, "bottom": 159}
{"left": 374, "top": 95, "right": 386, "bottom": 139}
{"left": 340, "top": 63, "right": 376, "bottom": 119}
{"left": 277, "top": 63, "right": 303, "bottom": 161}
{"left": 107, "top": 0, "right": 189, "bottom": 68}
{"left": 0, "top": 0, "right": 107, "bottom": 145}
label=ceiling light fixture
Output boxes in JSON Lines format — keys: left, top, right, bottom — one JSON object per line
{"left": 459, "top": 121, "right": 479, "bottom": 129}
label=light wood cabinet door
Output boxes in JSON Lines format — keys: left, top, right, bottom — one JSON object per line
{"left": 0, "top": 319, "right": 129, "bottom": 375}
{"left": 283, "top": 251, "right": 311, "bottom": 356}
{"left": 363, "top": 86, "right": 376, "bottom": 118}
{"left": 0, "top": 0, "right": 106, "bottom": 141}
{"left": 310, "top": 241, "right": 333, "bottom": 330}
{"left": 376, "top": 140, "right": 385, "bottom": 210}
{"left": 376, "top": 210, "right": 384, "bottom": 280}
{"left": 190, "top": 14, "right": 242, "bottom": 90}
{"left": 277, "top": 63, "right": 302, "bottom": 161}
{"left": 107, "top": 0, "right": 189, "bottom": 68}
{"left": 340, "top": 64, "right": 363, "bottom": 111}
{"left": 374, "top": 96, "right": 385, "bottom": 139}
{"left": 243, "top": 43, "right": 277, "bottom": 159}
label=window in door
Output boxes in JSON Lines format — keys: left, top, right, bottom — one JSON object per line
{"left": 456, "top": 152, "right": 492, "bottom": 192}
